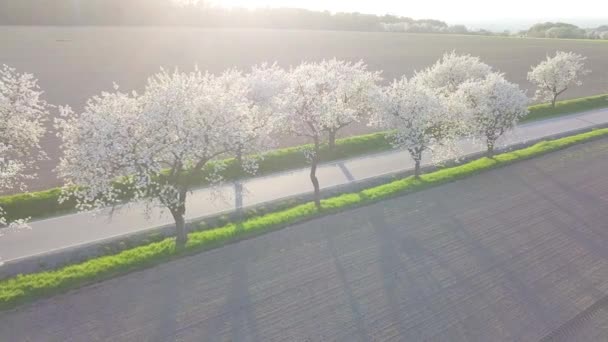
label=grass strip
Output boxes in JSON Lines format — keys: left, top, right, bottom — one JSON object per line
{"left": 524, "top": 94, "right": 608, "bottom": 123}
{"left": 1, "top": 94, "right": 607, "bottom": 222}
{"left": 1, "top": 128, "right": 607, "bottom": 311}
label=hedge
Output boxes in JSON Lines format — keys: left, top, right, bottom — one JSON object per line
{"left": 524, "top": 93, "right": 608, "bottom": 122}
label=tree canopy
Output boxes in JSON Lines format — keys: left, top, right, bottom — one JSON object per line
{"left": 527, "top": 22, "right": 587, "bottom": 39}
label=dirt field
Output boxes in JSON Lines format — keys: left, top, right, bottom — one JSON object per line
{"left": 1, "top": 26, "right": 607, "bottom": 191}
{"left": 2, "top": 138, "right": 608, "bottom": 341}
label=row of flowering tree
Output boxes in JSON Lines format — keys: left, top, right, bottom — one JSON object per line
{"left": 281, "top": 60, "right": 382, "bottom": 208}
{"left": 0, "top": 51, "right": 590, "bottom": 246}
{"left": 0, "top": 65, "right": 51, "bottom": 234}
{"left": 373, "top": 52, "right": 531, "bottom": 176}
{"left": 57, "top": 66, "right": 284, "bottom": 246}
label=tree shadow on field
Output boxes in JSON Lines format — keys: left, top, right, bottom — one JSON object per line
{"left": 360, "top": 186, "right": 555, "bottom": 340}
{"left": 365, "top": 204, "right": 483, "bottom": 340}
{"left": 432, "top": 182, "right": 561, "bottom": 339}
{"left": 147, "top": 262, "right": 183, "bottom": 342}
{"left": 222, "top": 221, "right": 261, "bottom": 342}
{"left": 489, "top": 165, "right": 608, "bottom": 338}
{"left": 510, "top": 166, "right": 608, "bottom": 259}
{"left": 365, "top": 206, "right": 410, "bottom": 338}
{"left": 323, "top": 224, "right": 370, "bottom": 341}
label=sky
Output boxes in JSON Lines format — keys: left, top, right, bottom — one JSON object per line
{"left": 210, "top": 0, "right": 608, "bottom": 26}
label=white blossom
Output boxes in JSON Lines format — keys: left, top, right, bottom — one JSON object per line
{"left": 371, "top": 77, "right": 455, "bottom": 177}
{"left": 527, "top": 51, "right": 590, "bottom": 107}
{"left": 278, "top": 61, "right": 336, "bottom": 208}
{"left": 0, "top": 211, "right": 31, "bottom": 237}
{"left": 0, "top": 65, "right": 50, "bottom": 229}
{"left": 413, "top": 51, "right": 493, "bottom": 95}
{"left": 247, "top": 63, "right": 289, "bottom": 110}
{"left": 57, "top": 68, "right": 262, "bottom": 246}
{"left": 225, "top": 63, "right": 288, "bottom": 174}
{"left": 280, "top": 59, "right": 381, "bottom": 143}
{"left": 315, "top": 59, "right": 382, "bottom": 148}
{"left": 454, "top": 72, "right": 530, "bottom": 154}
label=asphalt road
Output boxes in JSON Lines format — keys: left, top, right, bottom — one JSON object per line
{"left": 1, "top": 137, "right": 608, "bottom": 341}
{"left": 1, "top": 109, "right": 606, "bottom": 263}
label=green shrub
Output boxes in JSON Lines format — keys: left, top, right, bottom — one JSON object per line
{"left": 1, "top": 128, "right": 607, "bottom": 310}
{"left": 0, "top": 188, "right": 77, "bottom": 222}
{"left": 524, "top": 93, "right": 608, "bottom": 122}
{"left": 0, "top": 132, "right": 391, "bottom": 222}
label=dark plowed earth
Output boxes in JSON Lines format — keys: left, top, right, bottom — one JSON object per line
{"left": 540, "top": 295, "right": 608, "bottom": 341}
{"left": 1, "top": 27, "right": 608, "bottom": 192}
{"left": 1, "top": 138, "right": 608, "bottom": 341}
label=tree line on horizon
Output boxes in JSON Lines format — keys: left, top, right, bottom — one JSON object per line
{"left": 525, "top": 22, "right": 608, "bottom": 40}
{"left": 2, "top": 1, "right": 606, "bottom": 40}
{"left": 0, "top": 0, "right": 442, "bottom": 30}
{"left": 0, "top": 0, "right": 478, "bottom": 34}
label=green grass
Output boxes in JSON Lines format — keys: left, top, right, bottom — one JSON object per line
{"left": 1, "top": 128, "right": 607, "bottom": 311}
{"left": 0, "top": 132, "right": 392, "bottom": 222}
{"left": 1, "top": 93, "right": 607, "bottom": 222}
{"left": 524, "top": 94, "right": 608, "bottom": 123}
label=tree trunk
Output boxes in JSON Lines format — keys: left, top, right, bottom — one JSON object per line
{"left": 487, "top": 140, "right": 495, "bottom": 156}
{"left": 551, "top": 94, "right": 558, "bottom": 108}
{"left": 170, "top": 190, "right": 188, "bottom": 249}
{"left": 310, "top": 137, "right": 321, "bottom": 210}
{"left": 234, "top": 146, "right": 245, "bottom": 219}
{"left": 412, "top": 149, "right": 423, "bottom": 178}
{"left": 328, "top": 130, "right": 337, "bottom": 152}
{"left": 235, "top": 145, "right": 243, "bottom": 169}
{"left": 234, "top": 181, "right": 244, "bottom": 219}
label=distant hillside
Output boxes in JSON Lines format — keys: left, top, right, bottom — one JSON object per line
{"left": 9, "top": 0, "right": 606, "bottom": 40}
{"left": 0, "top": 0, "right": 483, "bottom": 35}
{"left": 524, "top": 22, "right": 608, "bottom": 39}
